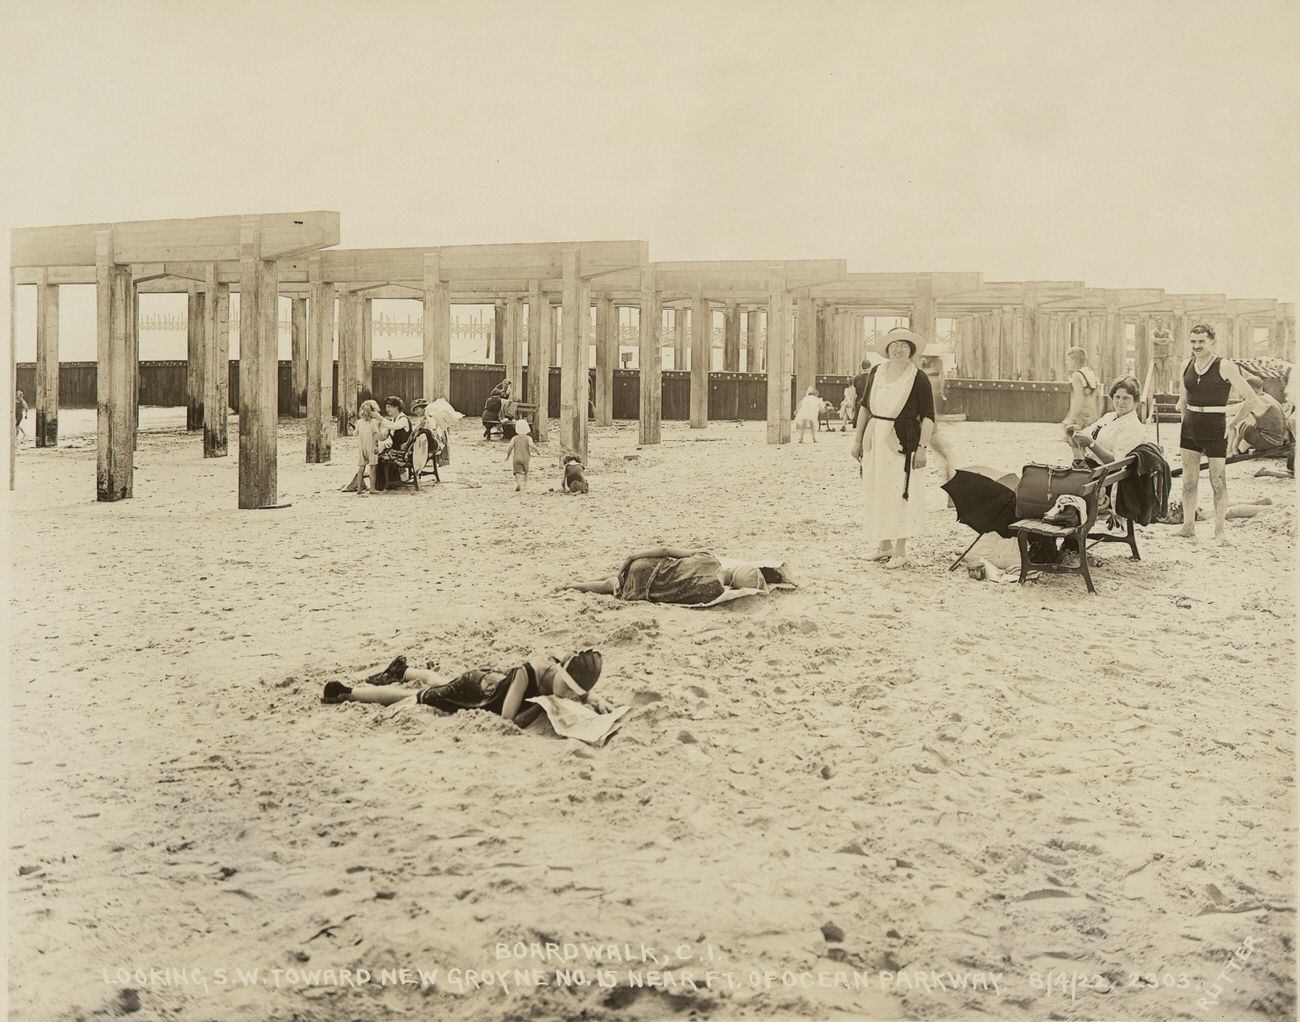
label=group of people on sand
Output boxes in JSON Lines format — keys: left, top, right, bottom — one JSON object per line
{"left": 354, "top": 396, "right": 443, "bottom": 495}
{"left": 324, "top": 548, "right": 774, "bottom": 722}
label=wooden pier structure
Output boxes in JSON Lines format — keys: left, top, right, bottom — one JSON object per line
{"left": 10, "top": 211, "right": 1296, "bottom": 506}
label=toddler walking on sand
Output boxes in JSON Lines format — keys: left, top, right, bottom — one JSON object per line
{"left": 355, "top": 400, "right": 384, "bottom": 495}
{"left": 506, "top": 418, "right": 539, "bottom": 490}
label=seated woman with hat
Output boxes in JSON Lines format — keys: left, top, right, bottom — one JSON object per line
{"left": 373, "top": 396, "right": 412, "bottom": 490}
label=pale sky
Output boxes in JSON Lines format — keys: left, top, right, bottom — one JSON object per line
{"left": 3, "top": 0, "right": 1297, "bottom": 360}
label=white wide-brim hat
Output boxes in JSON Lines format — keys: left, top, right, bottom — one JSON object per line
{"left": 873, "top": 327, "right": 928, "bottom": 359}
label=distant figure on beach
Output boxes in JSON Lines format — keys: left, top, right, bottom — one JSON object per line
{"left": 794, "top": 386, "right": 822, "bottom": 443}
{"left": 1177, "top": 323, "right": 1260, "bottom": 542}
{"left": 1150, "top": 317, "right": 1175, "bottom": 394}
{"left": 506, "top": 418, "right": 538, "bottom": 490}
{"left": 1061, "top": 347, "right": 1104, "bottom": 438}
{"left": 15, "top": 390, "right": 27, "bottom": 437}
{"left": 354, "top": 400, "right": 383, "bottom": 496}
{"left": 839, "top": 384, "right": 857, "bottom": 431}
{"left": 851, "top": 357, "right": 872, "bottom": 419}
{"left": 561, "top": 548, "right": 767, "bottom": 604}
{"left": 851, "top": 327, "right": 935, "bottom": 569}
{"left": 490, "top": 379, "right": 517, "bottom": 418}
{"left": 1229, "top": 377, "right": 1291, "bottom": 456}
{"left": 562, "top": 454, "right": 589, "bottom": 494}
{"left": 1066, "top": 377, "right": 1147, "bottom": 466}
{"left": 322, "top": 649, "right": 604, "bottom": 729}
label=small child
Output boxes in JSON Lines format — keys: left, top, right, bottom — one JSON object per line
{"left": 506, "top": 418, "right": 538, "bottom": 491}
{"left": 355, "top": 399, "right": 383, "bottom": 496}
{"left": 562, "top": 454, "right": 589, "bottom": 494}
{"left": 793, "top": 386, "right": 822, "bottom": 444}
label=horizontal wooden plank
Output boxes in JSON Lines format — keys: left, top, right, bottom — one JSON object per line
{"left": 12, "top": 212, "right": 338, "bottom": 267}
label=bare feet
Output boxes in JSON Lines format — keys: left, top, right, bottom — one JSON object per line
{"left": 1176, "top": 526, "right": 1196, "bottom": 540}
{"left": 884, "top": 556, "right": 912, "bottom": 569}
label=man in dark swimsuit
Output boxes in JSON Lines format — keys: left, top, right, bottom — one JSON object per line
{"left": 1176, "top": 324, "right": 1259, "bottom": 543}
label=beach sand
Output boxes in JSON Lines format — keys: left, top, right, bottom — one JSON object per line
{"left": 7, "top": 409, "right": 1296, "bottom": 1021}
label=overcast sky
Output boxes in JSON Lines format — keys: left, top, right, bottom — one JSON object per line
{"left": 3, "top": 0, "right": 1297, "bottom": 358}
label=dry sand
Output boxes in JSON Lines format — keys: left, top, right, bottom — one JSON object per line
{"left": 7, "top": 409, "right": 1296, "bottom": 1021}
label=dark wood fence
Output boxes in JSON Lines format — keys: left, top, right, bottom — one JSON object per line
{"left": 15, "top": 362, "right": 1070, "bottom": 423}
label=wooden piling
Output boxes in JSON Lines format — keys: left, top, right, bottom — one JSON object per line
{"left": 527, "top": 281, "right": 550, "bottom": 441}
{"left": 96, "top": 229, "right": 133, "bottom": 501}
{"left": 724, "top": 303, "right": 740, "bottom": 372}
{"left": 560, "top": 247, "right": 588, "bottom": 461}
{"left": 911, "top": 274, "right": 936, "bottom": 345}
{"left": 305, "top": 257, "right": 332, "bottom": 463}
{"left": 203, "top": 262, "right": 229, "bottom": 458}
{"left": 422, "top": 253, "right": 450, "bottom": 404}
{"left": 747, "top": 309, "right": 763, "bottom": 373}
{"left": 493, "top": 300, "right": 506, "bottom": 364}
{"left": 186, "top": 285, "right": 205, "bottom": 430}
{"left": 359, "top": 297, "right": 374, "bottom": 409}
{"left": 506, "top": 296, "right": 525, "bottom": 398}
{"left": 336, "top": 290, "right": 356, "bottom": 436}
{"left": 673, "top": 307, "right": 687, "bottom": 370}
{"left": 690, "top": 292, "right": 709, "bottom": 428}
{"left": 766, "top": 269, "right": 790, "bottom": 444}
{"left": 639, "top": 266, "right": 661, "bottom": 445}
{"left": 8, "top": 269, "right": 16, "bottom": 490}
{"left": 290, "top": 297, "right": 308, "bottom": 417}
{"left": 794, "top": 288, "right": 817, "bottom": 402}
{"left": 595, "top": 294, "right": 615, "bottom": 426}
{"left": 35, "top": 270, "right": 59, "bottom": 447}
{"left": 237, "top": 216, "right": 280, "bottom": 510}
{"left": 130, "top": 286, "right": 140, "bottom": 449}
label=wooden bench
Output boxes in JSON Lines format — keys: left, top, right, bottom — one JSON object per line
{"left": 377, "top": 428, "right": 440, "bottom": 491}
{"left": 1011, "top": 456, "right": 1138, "bottom": 594}
{"left": 484, "top": 401, "right": 538, "bottom": 441}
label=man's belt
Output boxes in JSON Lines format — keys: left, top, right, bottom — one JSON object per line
{"left": 1186, "top": 404, "right": 1239, "bottom": 414}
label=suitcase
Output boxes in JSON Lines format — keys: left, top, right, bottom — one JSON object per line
{"left": 1015, "top": 463, "right": 1093, "bottom": 518}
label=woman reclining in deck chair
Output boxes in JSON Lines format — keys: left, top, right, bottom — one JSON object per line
{"left": 322, "top": 649, "right": 604, "bottom": 730}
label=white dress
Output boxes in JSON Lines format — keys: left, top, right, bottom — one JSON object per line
{"left": 861, "top": 364, "right": 926, "bottom": 546}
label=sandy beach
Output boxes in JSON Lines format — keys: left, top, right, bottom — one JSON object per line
{"left": 7, "top": 409, "right": 1295, "bottom": 1021}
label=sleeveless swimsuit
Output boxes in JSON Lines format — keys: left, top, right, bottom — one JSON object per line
{"left": 1181, "top": 357, "right": 1232, "bottom": 459}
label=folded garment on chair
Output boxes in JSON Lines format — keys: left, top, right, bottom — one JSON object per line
{"left": 525, "top": 696, "right": 630, "bottom": 745}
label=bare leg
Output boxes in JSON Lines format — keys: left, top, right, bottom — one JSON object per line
{"left": 1208, "top": 459, "right": 1229, "bottom": 541}
{"left": 337, "top": 685, "right": 418, "bottom": 706}
{"left": 561, "top": 577, "right": 619, "bottom": 595}
{"left": 1178, "top": 449, "right": 1200, "bottom": 538}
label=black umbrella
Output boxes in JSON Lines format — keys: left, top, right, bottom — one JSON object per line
{"left": 942, "top": 468, "right": 1020, "bottom": 571}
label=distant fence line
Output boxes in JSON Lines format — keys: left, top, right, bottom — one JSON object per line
{"left": 15, "top": 361, "right": 1070, "bottom": 423}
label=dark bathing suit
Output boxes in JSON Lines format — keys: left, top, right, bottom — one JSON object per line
{"left": 1181, "top": 357, "right": 1231, "bottom": 460}
{"left": 417, "top": 664, "right": 539, "bottom": 715}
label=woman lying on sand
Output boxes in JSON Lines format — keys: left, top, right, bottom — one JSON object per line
{"left": 561, "top": 548, "right": 766, "bottom": 605}
{"left": 322, "top": 649, "right": 603, "bottom": 729}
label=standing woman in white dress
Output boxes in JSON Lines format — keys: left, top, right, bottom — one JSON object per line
{"left": 850, "top": 327, "right": 936, "bottom": 568}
